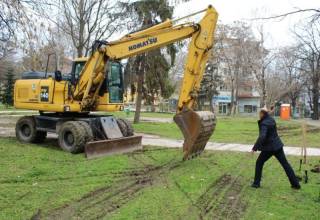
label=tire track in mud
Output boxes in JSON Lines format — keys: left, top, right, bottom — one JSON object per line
{"left": 183, "top": 174, "right": 247, "bottom": 220}
{"left": 177, "top": 153, "right": 251, "bottom": 220}
{"left": 205, "top": 175, "right": 247, "bottom": 220}
{"left": 40, "top": 156, "right": 183, "bottom": 220}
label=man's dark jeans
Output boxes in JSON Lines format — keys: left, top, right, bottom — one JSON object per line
{"left": 254, "top": 148, "right": 299, "bottom": 186}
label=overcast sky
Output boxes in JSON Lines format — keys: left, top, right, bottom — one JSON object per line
{"left": 173, "top": 0, "right": 320, "bottom": 48}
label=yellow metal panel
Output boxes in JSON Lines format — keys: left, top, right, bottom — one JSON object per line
{"left": 106, "top": 26, "right": 196, "bottom": 59}
{"left": 176, "top": 7, "right": 218, "bottom": 111}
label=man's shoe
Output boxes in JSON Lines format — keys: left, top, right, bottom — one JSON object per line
{"left": 291, "top": 184, "right": 301, "bottom": 190}
{"left": 251, "top": 183, "right": 260, "bottom": 188}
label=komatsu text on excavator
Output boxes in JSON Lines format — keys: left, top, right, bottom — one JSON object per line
{"left": 14, "top": 6, "right": 219, "bottom": 160}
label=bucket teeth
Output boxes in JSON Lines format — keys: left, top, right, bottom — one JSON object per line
{"left": 174, "top": 110, "right": 216, "bottom": 160}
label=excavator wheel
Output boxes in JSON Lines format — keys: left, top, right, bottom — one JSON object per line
{"left": 16, "top": 116, "right": 47, "bottom": 143}
{"left": 116, "top": 118, "right": 129, "bottom": 137}
{"left": 58, "top": 121, "right": 88, "bottom": 154}
{"left": 174, "top": 110, "right": 216, "bottom": 160}
{"left": 117, "top": 118, "right": 134, "bottom": 137}
{"left": 77, "top": 121, "right": 94, "bottom": 142}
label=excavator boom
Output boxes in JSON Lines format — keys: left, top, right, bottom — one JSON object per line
{"left": 77, "top": 5, "right": 219, "bottom": 159}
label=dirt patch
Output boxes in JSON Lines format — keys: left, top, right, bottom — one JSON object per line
{"left": 277, "top": 125, "right": 300, "bottom": 131}
{"left": 181, "top": 174, "right": 247, "bottom": 220}
{"left": 210, "top": 176, "right": 247, "bottom": 219}
{"left": 307, "top": 127, "right": 320, "bottom": 133}
{"left": 40, "top": 157, "right": 183, "bottom": 220}
{"left": 42, "top": 169, "right": 153, "bottom": 219}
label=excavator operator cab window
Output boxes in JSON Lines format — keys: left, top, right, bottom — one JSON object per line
{"left": 71, "top": 61, "right": 86, "bottom": 84}
{"left": 108, "top": 62, "right": 123, "bottom": 103}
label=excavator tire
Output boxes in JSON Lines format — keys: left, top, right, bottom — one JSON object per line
{"left": 77, "top": 121, "right": 94, "bottom": 142}
{"left": 117, "top": 118, "right": 134, "bottom": 137}
{"left": 16, "top": 116, "right": 47, "bottom": 143}
{"left": 58, "top": 121, "right": 87, "bottom": 154}
{"left": 34, "top": 131, "right": 47, "bottom": 143}
{"left": 116, "top": 118, "right": 129, "bottom": 137}
{"left": 123, "top": 119, "right": 134, "bottom": 136}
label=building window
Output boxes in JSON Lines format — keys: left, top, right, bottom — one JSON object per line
{"left": 219, "top": 102, "right": 229, "bottom": 114}
{"left": 244, "top": 105, "right": 257, "bottom": 113}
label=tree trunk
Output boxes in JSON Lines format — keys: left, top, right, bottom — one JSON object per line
{"left": 291, "top": 98, "right": 297, "bottom": 117}
{"left": 209, "top": 93, "right": 214, "bottom": 112}
{"left": 151, "top": 94, "right": 156, "bottom": 112}
{"left": 134, "top": 71, "right": 144, "bottom": 123}
{"left": 230, "top": 78, "right": 235, "bottom": 116}
{"left": 234, "top": 73, "right": 239, "bottom": 116}
{"left": 312, "top": 81, "right": 319, "bottom": 120}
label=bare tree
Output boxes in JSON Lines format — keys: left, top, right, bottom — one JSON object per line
{"left": 245, "top": 25, "right": 276, "bottom": 107}
{"left": 34, "top": 0, "right": 128, "bottom": 57}
{"left": 0, "top": 0, "right": 23, "bottom": 60}
{"left": 214, "top": 22, "right": 256, "bottom": 115}
{"left": 275, "top": 46, "right": 305, "bottom": 111}
{"left": 294, "top": 21, "right": 320, "bottom": 120}
{"left": 265, "top": 72, "right": 285, "bottom": 107}
{"left": 253, "top": 8, "right": 320, "bottom": 23}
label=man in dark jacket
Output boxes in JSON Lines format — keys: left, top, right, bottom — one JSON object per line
{"left": 251, "top": 107, "right": 301, "bottom": 189}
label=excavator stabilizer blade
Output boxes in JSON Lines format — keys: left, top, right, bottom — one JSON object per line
{"left": 174, "top": 110, "right": 216, "bottom": 160}
{"left": 85, "top": 136, "right": 142, "bottom": 159}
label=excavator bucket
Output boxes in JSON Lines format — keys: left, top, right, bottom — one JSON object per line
{"left": 85, "top": 136, "right": 142, "bottom": 159}
{"left": 174, "top": 110, "right": 216, "bottom": 160}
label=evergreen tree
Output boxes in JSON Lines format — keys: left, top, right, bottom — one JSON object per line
{"left": 198, "top": 63, "right": 221, "bottom": 111}
{"left": 122, "top": 0, "right": 176, "bottom": 122}
{"left": 2, "top": 68, "right": 15, "bottom": 107}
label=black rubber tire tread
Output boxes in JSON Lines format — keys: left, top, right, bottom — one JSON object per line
{"left": 77, "top": 121, "right": 94, "bottom": 142}
{"left": 58, "top": 121, "right": 87, "bottom": 154}
{"left": 116, "top": 118, "right": 128, "bottom": 137}
{"left": 16, "top": 116, "right": 46, "bottom": 143}
{"left": 117, "top": 118, "right": 134, "bottom": 137}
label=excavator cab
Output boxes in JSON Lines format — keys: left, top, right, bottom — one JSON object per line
{"left": 70, "top": 58, "right": 124, "bottom": 104}
{"left": 70, "top": 58, "right": 87, "bottom": 84}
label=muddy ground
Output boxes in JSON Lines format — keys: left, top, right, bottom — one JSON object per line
{"left": 0, "top": 116, "right": 247, "bottom": 219}
{"left": 31, "top": 150, "right": 248, "bottom": 220}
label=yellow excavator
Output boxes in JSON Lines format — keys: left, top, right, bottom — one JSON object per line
{"left": 14, "top": 6, "right": 218, "bottom": 160}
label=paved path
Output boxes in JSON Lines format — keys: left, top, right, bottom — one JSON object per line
{"left": 300, "top": 119, "right": 320, "bottom": 128}
{"left": 1, "top": 112, "right": 319, "bottom": 156}
{"left": 139, "top": 133, "right": 320, "bottom": 156}
{"left": 0, "top": 111, "right": 173, "bottom": 123}
{"left": 0, "top": 110, "right": 37, "bottom": 115}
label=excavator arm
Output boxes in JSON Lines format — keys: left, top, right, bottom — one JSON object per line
{"left": 74, "top": 5, "right": 218, "bottom": 159}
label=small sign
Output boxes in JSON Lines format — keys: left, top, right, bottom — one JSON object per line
{"left": 40, "top": 86, "right": 49, "bottom": 102}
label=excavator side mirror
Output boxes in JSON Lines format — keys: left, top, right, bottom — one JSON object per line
{"left": 55, "top": 70, "right": 62, "bottom": 82}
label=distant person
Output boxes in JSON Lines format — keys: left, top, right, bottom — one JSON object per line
{"left": 251, "top": 107, "right": 301, "bottom": 189}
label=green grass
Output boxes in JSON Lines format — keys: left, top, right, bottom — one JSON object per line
{"left": 0, "top": 138, "right": 319, "bottom": 219}
{"left": 0, "top": 105, "right": 14, "bottom": 111}
{"left": 133, "top": 116, "right": 320, "bottom": 148}
{"left": 110, "top": 111, "right": 174, "bottom": 119}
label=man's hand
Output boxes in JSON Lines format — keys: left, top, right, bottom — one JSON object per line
{"left": 251, "top": 148, "right": 256, "bottom": 155}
